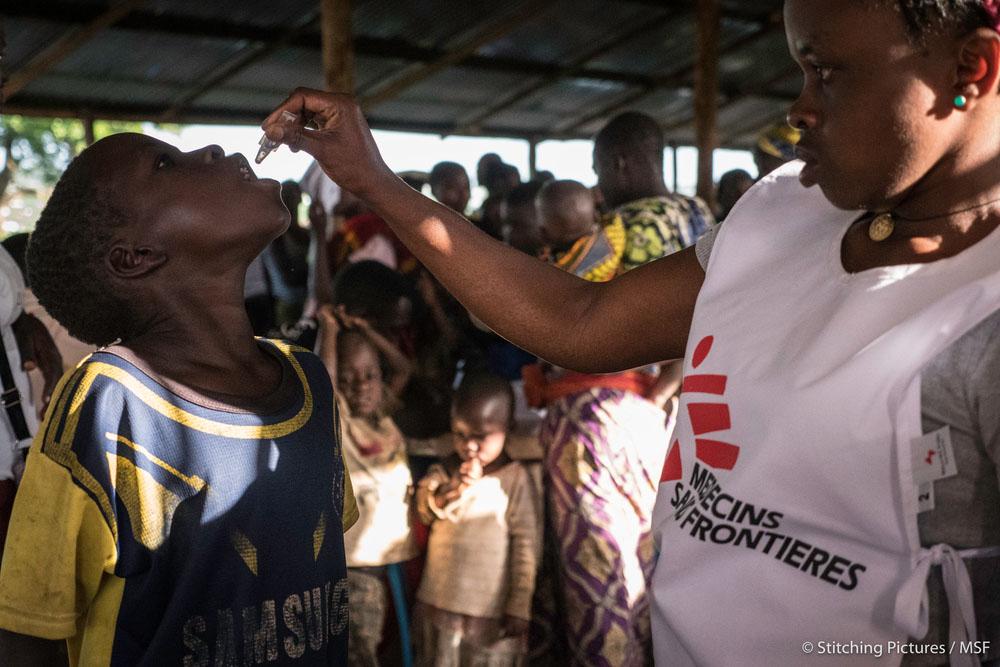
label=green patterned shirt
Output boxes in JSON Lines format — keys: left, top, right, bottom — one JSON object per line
{"left": 613, "top": 195, "right": 715, "bottom": 272}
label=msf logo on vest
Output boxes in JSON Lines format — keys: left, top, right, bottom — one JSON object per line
{"left": 660, "top": 335, "right": 738, "bottom": 482}
{"left": 659, "top": 335, "right": 867, "bottom": 591}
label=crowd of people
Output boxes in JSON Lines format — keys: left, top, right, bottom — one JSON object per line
{"left": 0, "top": 1, "right": 999, "bottom": 666}
{"left": 0, "top": 106, "right": 736, "bottom": 666}
{"left": 245, "top": 108, "right": 729, "bottom": 667}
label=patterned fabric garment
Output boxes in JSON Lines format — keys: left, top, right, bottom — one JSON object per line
{"left": 545, "top": 216, "right": 626, "bottom": 282}
{"left": 0, "top": 340, "right": 357, "bottom": 666}
{"left": 536, "top": 388, "right": 669, "bottom": 667}
{"left": 614, "top": 195, "right": 714, "bottom": 272}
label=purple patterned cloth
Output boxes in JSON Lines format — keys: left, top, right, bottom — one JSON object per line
{"left": 532, "top": 387, "right": 670, "bottom": 667}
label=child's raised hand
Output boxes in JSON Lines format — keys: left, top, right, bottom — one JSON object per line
{"left": 458, "top": 457, "right": 483, "bottom": 485}
{"left": 262, "top": 88, "right": 394, "bottom": 200}
{"left": 334, "top": 305, "right": 372, "bottom": 332}
{"left": 317, "top": 304, "right": 340, "bottom": 334}
{"left": 432, "top": 479, "right": 463, "bottom": 509}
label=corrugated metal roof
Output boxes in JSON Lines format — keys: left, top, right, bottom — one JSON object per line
{"left": 3, "top": 0, "right": 795, "bottom": 148}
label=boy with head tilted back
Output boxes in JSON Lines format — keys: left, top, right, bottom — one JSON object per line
{"left": 0, "top": 134, "right": 357, "bottom": 665}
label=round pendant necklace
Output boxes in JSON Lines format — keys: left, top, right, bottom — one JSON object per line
{"left": 867, "top": 194, "right": 1000, "bottom": 242}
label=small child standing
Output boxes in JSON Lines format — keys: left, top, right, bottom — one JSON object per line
{"left": 315, "top": 304, "right": 417, "bottom": 666}
{"left": 414, "top": 372, "right": 539, "bottom": 667}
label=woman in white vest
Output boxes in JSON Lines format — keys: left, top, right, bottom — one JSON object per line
{"left": 262, "top": 2, "right": 1000, "bottom": 664}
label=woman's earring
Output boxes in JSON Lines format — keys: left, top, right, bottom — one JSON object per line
{"left": 954, "top": 94, "right": 969, "bottom": 109}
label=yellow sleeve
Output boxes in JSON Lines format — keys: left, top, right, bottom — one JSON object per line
{"left": 341, "top": 451, "right": 359, "bottom": 532}
{"left": 334, "top": 398, "right": 358, "bottom": 532}
{"left": 0, "top": 446, "right": 116, "bottom": 640}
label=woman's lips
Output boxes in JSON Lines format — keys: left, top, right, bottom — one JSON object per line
{"left": 795, "top": 147, "right": 819, "bottom": 187}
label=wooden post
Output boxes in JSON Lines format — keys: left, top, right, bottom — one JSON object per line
{"left": 669, "top": 141, "right": 679, "bottom": 193}
{"left": 694, "top": 0, "right": 720, "bottom": 208}
{"left": 528, "top": 137, "right": 538, "bottom": 180}
{"left": 83, "top": 113, "right": 96, "bottom": 146}
{"left": 321, "top": 0, "right": 354, "bottom": 93}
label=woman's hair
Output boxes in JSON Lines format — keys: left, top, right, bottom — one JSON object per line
{"left": 890, "top": 1, "right": 996, "bottom": 40}
{"left": 28, "top": 153, "right": 139, "bottom": 346}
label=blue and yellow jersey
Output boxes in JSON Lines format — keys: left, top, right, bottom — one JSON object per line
{"left": 0, "top": 339, "right": 358, "bottom": 666}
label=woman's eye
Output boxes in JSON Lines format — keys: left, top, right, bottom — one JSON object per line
{"left": 155, "top": 154, "right": 173, "bottom": 170}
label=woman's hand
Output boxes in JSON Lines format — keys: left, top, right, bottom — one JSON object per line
{"left": 262, "top": 88, "right": 396, "bottom": 200}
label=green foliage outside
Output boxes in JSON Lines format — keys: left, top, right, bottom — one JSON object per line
{"left": 0, "top": 116, "right": 177, "bottom": 235}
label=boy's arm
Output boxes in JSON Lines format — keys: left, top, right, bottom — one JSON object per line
{"left": 0, "top": 631, "right": 65, "bottom": 666}
{"left": 0, "top": 448, "right": 116, "bottom": 648}
{"left": 262, "top": 90, "right": 704, "bottom": 373}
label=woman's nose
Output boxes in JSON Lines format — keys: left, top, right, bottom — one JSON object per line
{"left": 786, "top": 93, "right": 818, "bottom": 133}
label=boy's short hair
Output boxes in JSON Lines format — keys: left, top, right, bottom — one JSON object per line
{"left": 453, "top": 371, "right": 516, "bottom": 426}
{"left": 28, "top": 153, "right": 138, "bottom": 346}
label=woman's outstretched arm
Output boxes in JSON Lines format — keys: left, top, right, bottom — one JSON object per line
{"left": 263, "top": 89, "right": 704, "bottom": 373}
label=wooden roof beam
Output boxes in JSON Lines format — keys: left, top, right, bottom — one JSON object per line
{"left": 358, "top": 0, "right": 557, "bottom": 111}
{"left": 159, "top": 11, "right": 320, "bottom": 122}
{"left": 3, "top": 0, "right": 145, "bottom": 101}
{"left": 452, "top": 9, "right": 681, "bottom": 136}
{"left": 662, "top": 62, "right": 799, "bottom": 135}
{"left": 552, "top": 18, "right": 783, "bottom": 136}
{"left": 3, "top": 4, "right": 654, "bottom": 88}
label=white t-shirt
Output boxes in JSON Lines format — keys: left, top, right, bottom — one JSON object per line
{"left": 0, "top": 246, "right": 38, "bottom": 480}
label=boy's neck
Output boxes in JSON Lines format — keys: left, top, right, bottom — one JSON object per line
{"left": 121, "top": 288, "right": 282, "bottom": 401}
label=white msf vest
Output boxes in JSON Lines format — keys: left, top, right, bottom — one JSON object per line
{"left": 651, "top": 163, "right": 1000, "bottom": 666}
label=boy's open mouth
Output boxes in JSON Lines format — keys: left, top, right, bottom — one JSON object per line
{"left": 234, "top": 154, "right": 256, "bottom": 182}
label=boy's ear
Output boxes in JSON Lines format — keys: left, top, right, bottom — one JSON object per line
{"left": 106, "top": 243, "right": 167, "bottom": 280}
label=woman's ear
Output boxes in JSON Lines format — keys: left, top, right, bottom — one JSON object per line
{"left": 106, "top": 243, "right": 167, "bottom": 280}
{"left": 955, "top": 28, "right": 1000, "bottom": 103}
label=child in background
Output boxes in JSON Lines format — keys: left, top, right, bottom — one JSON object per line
{"left": 315, "top": 303, "right": 418, "bottom": 666}
{"left": 0, "top": 134, "right": 357, "bottom": 665}
{"left": 428, "top": 162, "right": 471, "bottom": 217}
{"left": 537, "top": 179, "right": 625, "bottom": 282}
{"left": 415, "top": 372, "right": 539, "bottom": 667}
